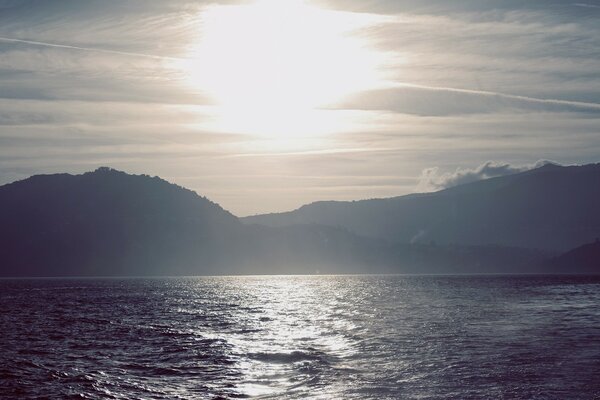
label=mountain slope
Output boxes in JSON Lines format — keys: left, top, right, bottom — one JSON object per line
{"left": 0, "top": 167, "right": 555, "bottom": 276}
{"left": 243, "top": 163, "right": 600, "bottom": 252}
{"left": 0, "top": 167, "right": 240, "bottom": 276}
{"left": 545, "top": 240, "right": 600, "bottom": 273}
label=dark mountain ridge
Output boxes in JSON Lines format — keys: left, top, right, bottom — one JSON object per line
{"left": 545, "top": 239, "right": 600, "bottom": 273}
{"left": 0, "top": 167, "right": 240, "bottom": 276}
{"left": 243, "top": 163, "right": 600, "bottom": 252}
{"left": 0, "top": 165, "right": 596, "bottom": 276}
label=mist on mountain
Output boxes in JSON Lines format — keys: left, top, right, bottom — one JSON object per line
{"left": 1, "top": 165, "right": 598, "bottom": 277}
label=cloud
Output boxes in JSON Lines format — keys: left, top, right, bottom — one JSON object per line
{"left": 317, "top": 1, "right": 600, "bottom": 16}
{"left": 416, "top": 160, "right": 560, "bottom": 191}
{"left": 350, "top": 7, "right": 600, "bottom": 108}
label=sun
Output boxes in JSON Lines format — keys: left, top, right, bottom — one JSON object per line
{"left": 176, "top": 0, "right": 385, "bottom": 137}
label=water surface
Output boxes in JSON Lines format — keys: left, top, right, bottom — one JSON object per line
{"left": 1, "top": 275, "right": 599, "bottom": 399}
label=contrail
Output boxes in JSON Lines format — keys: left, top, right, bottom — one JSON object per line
{"left": 0, "top": 36, "right": 183, "bottom": 61}
{"left": 393, "top": 82, "right": 600, "bottom": 111}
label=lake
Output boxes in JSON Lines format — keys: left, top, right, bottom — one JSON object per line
{"left": 1, "top": 275, "right": 599, "bottom": 399}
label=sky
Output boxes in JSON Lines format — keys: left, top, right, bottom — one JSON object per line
{"left": 0, "top": 0, "right": 599, "bottom": 216}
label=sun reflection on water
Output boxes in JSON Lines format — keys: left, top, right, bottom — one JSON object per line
{"left": 190, "top": 275, "right": 362, "bottom": 397}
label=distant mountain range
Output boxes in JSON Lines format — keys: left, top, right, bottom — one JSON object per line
{"left": 0, "top": 164, "right": 598, "bottom": 277}
{"left": 243, "top": 163, "right": 600, "bottom": 252}
{"left": 545, "top": 239, "right": 600, "bottom": 274}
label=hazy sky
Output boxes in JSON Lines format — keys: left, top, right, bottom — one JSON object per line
{"left": 1, "top": 0, "right": 599, "bottom": 215}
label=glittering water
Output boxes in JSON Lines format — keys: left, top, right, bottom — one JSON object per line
{"left": 1, "top": 275, "right": 599, "bottom": 399}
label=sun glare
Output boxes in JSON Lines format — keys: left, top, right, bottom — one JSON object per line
{"left": 176, "top": 0, "right": 385, "bottom": 138}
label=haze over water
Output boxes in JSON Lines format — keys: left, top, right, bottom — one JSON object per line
{"left": 2, "top": 275, "right": 599, "bottom": 399}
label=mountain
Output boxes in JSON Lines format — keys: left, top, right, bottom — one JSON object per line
{"left": 0, "top": 167, "right": 554, "bottom": 277}
{"left": 243, "top": 163, "right": 600, "bottom": 252}
{"left": 226, "top": 224, "right": 549, "bottom": 275}
{"left": 0, "top": 167, "right": 240, "bottom": 276}
{"left": 545, "top": 239, "right": 600, "bottom": 273}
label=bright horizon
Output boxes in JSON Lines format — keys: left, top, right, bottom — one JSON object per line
{"left": 0, "top": 0, "right": 599, "bottom": 216}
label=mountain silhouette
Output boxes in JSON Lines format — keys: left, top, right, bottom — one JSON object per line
{"left": 0, "top": 167, "right": 240, "bottom": 276}
{"left": 243, "top": 163, "right": 600, "bottom": 252}
{"left": 0, "top": 166, "right": 596, "bottom": 277}
{"left": 545, "top": 239, "right": 600, "bottom": 273}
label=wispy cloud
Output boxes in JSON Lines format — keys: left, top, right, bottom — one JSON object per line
{"left": 573, "top": 3, "right": 600, "bottom": 9}
{"left": 416, "top": 160, "right": 560, "bottom": 192}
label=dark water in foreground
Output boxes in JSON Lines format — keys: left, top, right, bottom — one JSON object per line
{"left": 1, "top": 275, "right": 599, "bottom": 399}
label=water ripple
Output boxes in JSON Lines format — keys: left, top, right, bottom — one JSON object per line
{"left": 1, "top": 275, "right": 600, "bottom": 399}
